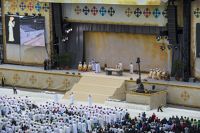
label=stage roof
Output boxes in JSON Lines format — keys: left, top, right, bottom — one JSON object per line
{"left": 38, "top": 0, "right": 161, "bottom": 5}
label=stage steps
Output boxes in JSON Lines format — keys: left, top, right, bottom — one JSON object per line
{"left": 64, "top": 76, "right": 126, "bottom": 103}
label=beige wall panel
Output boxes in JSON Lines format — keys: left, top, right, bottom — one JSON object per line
{"left": 85, "top": 32, "right": 170, "bottom": 71}
{"left": 126, "top": 81, "right": 200, "bottom": 108}
{"left": 0, "top": 69, "right": 80, "bottom": 91}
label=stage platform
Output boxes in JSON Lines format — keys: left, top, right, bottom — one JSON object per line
{"left": 0, "top": 64, "right": 200, "bottom": 108}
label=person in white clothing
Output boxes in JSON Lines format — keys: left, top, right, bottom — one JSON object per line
{"left": 88, "top": 94, "right": 92, "bottom": 107}
{"left": 8, "top": 16, "right": 15, "bottom": 42}
{"left": 69, "top": 92, "right": 74, "bottom": 106}
{"left": 129, "top": 62, "right": 134, "bottom": 74}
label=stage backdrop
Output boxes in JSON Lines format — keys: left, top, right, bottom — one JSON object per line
{"left": 85, "top": 32, "right": 171, "bottom": 72}
{"left": 2, "top": 0, "right": 51, "bottom": 65}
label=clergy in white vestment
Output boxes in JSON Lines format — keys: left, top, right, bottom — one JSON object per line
{"left": 87, "top": 118, "right": 92, "bottom": 132}
{"left": 91, "top": 59, "right": 96, "bottom": 71}
{"left": 129, "top": 62, "right": 134, "bottom": 74}
{"left": 88, "top": 94, "right": 92, "bottom": 107}
{"left": 81, "top": 122, "right": 87, "bottom": 133}
{"left": 118, "top": 62, "right": 123, "bottom": 70}
{"left": 69, "top": 92, "right": 74, "bottom": 106}
{"left": 72, "top": 122, "right": 78, "bottom": 133}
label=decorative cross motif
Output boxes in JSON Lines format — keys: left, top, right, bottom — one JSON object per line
{"left": 99, "top": 7, "right": 106, "bottom": 16}
{"left": 35, "top": 2, "right": 41, "bottom": 12}
{"left": 153, "top": 8, "right": 161, "bottom": 18}
{"left": 134, "top": 8, "right": 142, "bottom": 18}
{"left": 42, "top": 3, "right": 49, "bottom": 12}
{"left": 83, "top": 6, "right": 90, "bottom": 15}
{"left": 46, "top": 77, "right": 53, "bottom": 88}
{"left": 28, "top": 2, "right": 34, "bottom": 11}
{"left": 63, "top": 79, "right": 70, "bottom": 88}
{"left": 125, "top": 8, "right": 133, "bottom": 17}
{"left": 19, "top": 2, "right": 26, "bottom": 11}
{"left": 4, "top": 1, "right": 11, "bottom": 11}
{"left": 143, "top": 8, "right": 151, "bottom": 18}
{"left": 74, "top": 6, "right": 81, "bottom": 15}
{"left": 13, "top": 74, "right": 20, "bottom": 84}
{"left": 181, "top": 91, "right": 190, "bottom": 101}
{"left": 194, "top": 8, "right": 200, "bottom": 18}
{"left": 91, "top": 6, "right": 98, "bottom": 16}
{"left": 162, "top": 8, "right": 167, "bottom": 18}
{"left": 10, "top": 0, "right": 17, "bottom": 12}
{"left": 108, "top": 7, "right": 115, "bottom": 17}
{"left": 29, "top": 75, "right": 37, "bottom": 85}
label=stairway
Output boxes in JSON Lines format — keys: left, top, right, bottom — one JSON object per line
{"left": 64, "top": 76, "right": 126, "bottom": 103}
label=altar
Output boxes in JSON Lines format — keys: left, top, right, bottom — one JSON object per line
{"left": 105, "top": 68, "right": 123, "bottom": 76}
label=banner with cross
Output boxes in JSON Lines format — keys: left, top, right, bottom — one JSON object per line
{"left": 35, "top": 2, "right": 42, "bottom": 12}
{"left": 42, "top": 3, "right": 49, "bottom": 12}
{"left": 99, "top": 6, "right": 106, "bottom": 16}
{"left": 83, "top": 6, "right": 90, "bottom": 15}
{"left": 125, "top": 7, "right": 133, "bottom": 17}
{"left": 108, "top": 7, "right": 115, "bottom": 17}
{"left": 75, "top": 5, "right": 82, "bottom": 15}
{"left": 91, "top": 6, "right": 98, "bottom": 16}
{"left": 153, "top": 8, "right": 161, "bottom": 18}
{"left": 134, "top": 8, "right": 142, "bottom": 18}
{"left": 27, "top": 1, "right": 34, "bottom": 11}
{"left": 10, "top": 0, "right": 18, "bottom": 13}
{"left": 19, "top": 1, "right": 26, "bottom": 11}
{"left": 143, "top": 8, "right": 151, "bottom": 18}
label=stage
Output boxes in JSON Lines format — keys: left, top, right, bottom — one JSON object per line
{"left": 0, "top": 64, "right": 200, "bottom": 108}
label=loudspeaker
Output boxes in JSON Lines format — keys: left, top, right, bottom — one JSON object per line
{"left": 52, "top": 3, "right": 63, "bottom": 37}
{"left": 167, "top": 5, "right": 177, "bottom": 45}
{"left": 196, "top": 23, "right": 200, "bottom": 58}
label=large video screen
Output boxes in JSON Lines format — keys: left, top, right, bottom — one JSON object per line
{"left": 20, "top": 16, "right": 45, "bottom": 46}
{"left": 5, "top": 15, "right": 46, "bottom": 46}
{"left": 5, "top": 15, "right": 47, "bottom": 64}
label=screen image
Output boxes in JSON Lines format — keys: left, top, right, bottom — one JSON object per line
{"left": 5, "top": 15, "right": 20, "bottom": 44}
{"left": 20, "top": 16, "right": 45, "bottom": 46}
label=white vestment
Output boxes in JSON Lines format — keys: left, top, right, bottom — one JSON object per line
{"left": 88, "top": 96, "right": 92, "bottom": 107}
{"left": 129, "top": 64, "right": 134, "bottom": 74}
{"left": 69, "top": 94, "right": 74, "bottom": 105}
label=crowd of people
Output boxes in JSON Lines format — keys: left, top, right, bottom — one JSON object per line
{"left": 0, "top": 95, "right": 200, "bottom": 133}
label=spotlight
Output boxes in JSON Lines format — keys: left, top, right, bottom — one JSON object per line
{"left": 38, "top": 13, "right": 41, "bottom": 16}
{"left": 32, "top": 13, "right": 36, "bottom": 16}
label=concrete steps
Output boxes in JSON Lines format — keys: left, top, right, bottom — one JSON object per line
{"left": 64, "top": 76, "right": 125, "bottom": 103}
